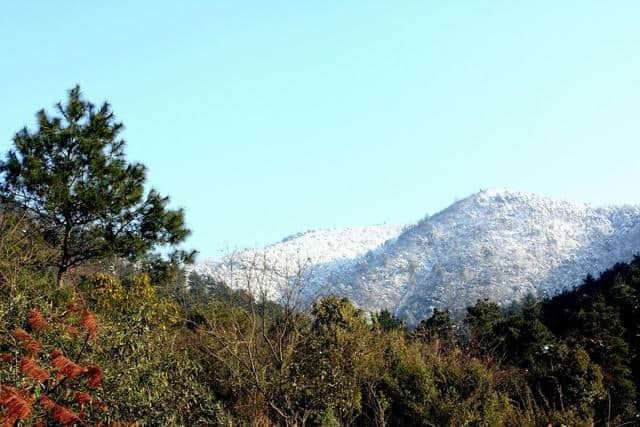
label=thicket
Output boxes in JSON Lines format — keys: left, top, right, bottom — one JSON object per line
{"left": 0, "top": 87, "right": 638, "bottom": 426}
{"left": 181, "top": 264, "right": 640, "bottom": 426}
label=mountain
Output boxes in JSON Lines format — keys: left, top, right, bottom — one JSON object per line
{"left": 193, "top": 224, "right": 406, "bottom": 300}
{"left": 194, "top": 189, "right": 640, "bottom": 324}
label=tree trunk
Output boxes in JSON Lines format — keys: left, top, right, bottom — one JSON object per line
{"left": 56, "top": 265, "right": 66, "bottom": 287}
{"left": 57, "top": 221, "right": 72, "bottom": 287}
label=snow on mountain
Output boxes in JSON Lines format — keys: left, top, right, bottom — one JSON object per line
{"left": 193, "top": 224, "right": 407, "bottom": 300}
{"left": 194, "top": 189, "right": 640, "bottom": 324}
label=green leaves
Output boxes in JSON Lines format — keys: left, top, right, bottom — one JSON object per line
{"left": 0, "top": 86, "right": 192, "bottom": 284}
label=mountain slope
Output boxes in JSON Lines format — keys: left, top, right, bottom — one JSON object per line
{"left": 195, "top": 189, "right": 640, "bottom": 324}
{"left": 193, "top": 224, "right": 407, "bottom": 300}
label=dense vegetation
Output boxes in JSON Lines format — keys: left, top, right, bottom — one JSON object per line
{"left": 0, "top": 88, "right": 638, "bottom": 425}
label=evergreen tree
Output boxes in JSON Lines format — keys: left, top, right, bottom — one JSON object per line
{"left": 0, "top": 86, "right": 193, "bottom": 285}
{"left": 373, "top": 308, "right": 405, "bottom": 332}
{"left": 414, "top": 308, "right": 454, "bottom": 344}
{"left": 464, "top": 299, "right": 504, "bottom": 355}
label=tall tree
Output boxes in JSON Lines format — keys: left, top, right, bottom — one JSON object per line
{"left": 0, "top": 86, "right": 193, "bottom": 285}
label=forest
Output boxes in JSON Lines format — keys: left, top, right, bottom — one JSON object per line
{"left": 0, "top": 88, "right": 638, "bottom": 426}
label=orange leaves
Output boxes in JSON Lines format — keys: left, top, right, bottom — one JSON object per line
{"left": 26, "top": 341, "right": 42, "bottom": 357}
{"left": 39, "top": 395, "right": 55, "bottom": 410}
{"left": 49, "top": 349, "right": 104, "bottom": 389}
{"left": 27, "top": 310, "right": 48, "bottom": 332}
{"left": 13, "top": 328, "right": 42, "bottom": 356}
{"left": 2, "top": 306, "right": 107, "bottom": 426}
{"left": 0, "top": 385, "right": 33, "bottom": 426}
{"left": 86, "top": 365, "right": 103, "bottom": 388}
{"left": 51, "top": 351, "right": 86, "bottom": 380}
{"left": 73, "top": 391, "right": 91, "bottom": 405}
{"left": 62, "top": 305, "right": 97, "bottom": 338}
{"left": 50, "top": 348, "right": 63, "bottom": 360}
{"left": 13, "top": 328, "right": 32, "bottom": 343}
{"left": 41, "top": 395, "right": 91, "bottom": 426}
{"left": 82, "top": 309, "right": 98, "bottom": 338}
{"left": 19, "top": 357, "right": 49, "bottom": 383}
{"left": 51, "top": 404, "right": 81, "bottom": 425}
{"left": 62, "top": 299, "right": 98, "bottom": 339}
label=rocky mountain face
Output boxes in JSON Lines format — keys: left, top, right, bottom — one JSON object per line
{"left": 194, "top": 189, "right": 640, "bottom": 324}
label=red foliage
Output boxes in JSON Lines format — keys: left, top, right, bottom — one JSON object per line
{"left": 82, "top": 310, "right": 98, "bottom": 337}
{"left": 52, "top": 405, "right": 81, "bottom": 425}
{"left": 86, "top": 365, "right": 103, "bottom": 388}
{"left": 51, "top": 352, "right": 86, "bottom": 379}
{"left": 3, "top": 308, "right": 108, "bottom": 426}
{"left": 26, "top": 341, "right": 42, "bottom": 357}
{"left": 27, "top": 310, "right": 48, "bottom": 332}
{"left": 13, "top": 328, "right": 32, "bottom": 343}
{"left": 19, "top": 357, "right": 50, "bottom": 383}
{"left": 39, "top": 394, "right": 56, "bottom": 410}
{"left": 0, "top": 385, "right": 33, "bottom": 426}
{"left": 73, "top": 391, "right": 91, "bottom": 405}
{"left": 14, "top": 328, "right": 42, "bottom": 356}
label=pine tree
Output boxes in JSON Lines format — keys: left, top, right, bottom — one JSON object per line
{"left": 374, "top": 308, "right": 405, "bottom": 332}
{"left": 0, "top": 86, "right": 193, "bottom": 285}
{"left": 414, "top": 308, "right": 454, "bottom": 344}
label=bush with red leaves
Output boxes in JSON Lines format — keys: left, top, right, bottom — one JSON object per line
{"left": 0, "top": 306, "right": 118, "bottom": 426}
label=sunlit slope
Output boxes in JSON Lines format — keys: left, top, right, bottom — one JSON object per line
{"left": 196, "top": 189, "right": 640, "bottom": 324}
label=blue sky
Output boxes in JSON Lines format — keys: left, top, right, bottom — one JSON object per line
{"left": 2, "top": 2, "right": 639, "bottom": 258}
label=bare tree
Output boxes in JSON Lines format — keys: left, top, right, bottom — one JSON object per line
{"left": 190, "top": 251, "right": 321, "bottom": 426}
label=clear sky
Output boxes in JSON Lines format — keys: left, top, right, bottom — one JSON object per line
{"left": 2, "top": 2, "right": 639, "bottom": 259}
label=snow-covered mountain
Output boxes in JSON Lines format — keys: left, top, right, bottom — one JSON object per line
{"left": 194, "top": 189, "right": 640, "bottom": 324}
{"left": 193, "top": 224, "right": 406, "bottom": 301}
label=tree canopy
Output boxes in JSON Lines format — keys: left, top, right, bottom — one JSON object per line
{"left": 0, "top": 86, "right": 192, "bottom": 284}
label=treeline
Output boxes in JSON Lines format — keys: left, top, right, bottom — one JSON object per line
{"left": 3, "top": 229, "right": 639, "bottom": 425}
{"left": 178, "top": 256, "right": 640, "bottom": 426}
{"left": 0, "top": 87, "right": 638, "bottom": 425}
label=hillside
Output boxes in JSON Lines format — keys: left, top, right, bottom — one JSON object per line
{"left": 195, "top": 189, "right": 640, "bottom": 324}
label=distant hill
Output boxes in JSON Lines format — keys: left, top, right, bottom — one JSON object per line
{"left": 194, "top": 189, "right": 640, "bottom": 324}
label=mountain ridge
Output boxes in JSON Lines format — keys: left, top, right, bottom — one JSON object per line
{"left": 194, "top": 189, "right": 640, "bottom": 324}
